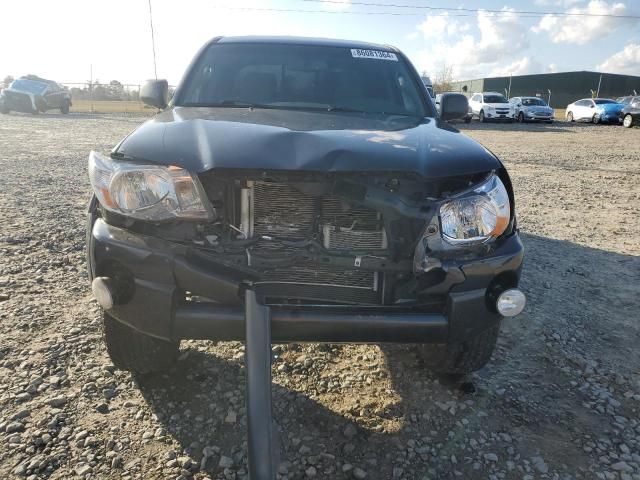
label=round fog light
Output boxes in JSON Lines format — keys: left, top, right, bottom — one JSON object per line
{"left": 496, "top": 288, "right": 526, "bottom": 317}
{"left": 92, "top": 277, "right": 114, "bottom": 310}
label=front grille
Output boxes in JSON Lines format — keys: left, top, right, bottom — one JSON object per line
{"left": 4, "top": 91, "right": 33, "bottom": 111}
{"left": 249, "top": 181, "right": 385, "bottom": 304}
{"left": 495, "top": 108, "right": 510, "bottom": 114}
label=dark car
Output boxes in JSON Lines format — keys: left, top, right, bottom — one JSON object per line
{"left": 0, "top": 75, "right": 72, "bottom": 114}
{"left": 435, "top": 92, "right": 472, "bottom": 123}
{"left": 619, "top": 96, "right": 640, "bottom": 128}
{"left": 87, "top": 36, "right": 525, "bottom": 378}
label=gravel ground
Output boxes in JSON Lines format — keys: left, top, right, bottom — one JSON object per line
{"left": 1, "top": 113, "right": 639, "bottom": 480}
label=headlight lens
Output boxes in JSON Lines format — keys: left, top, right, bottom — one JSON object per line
{"left": 88, "top": 151, "right": 212, "bottom": 221}
{"left": 439, "top": 175, "right": 510, "bottom": 245}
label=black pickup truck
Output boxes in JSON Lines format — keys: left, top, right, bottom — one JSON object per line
{"left": 87, "top": 36, "right": 525, "bottom": 377}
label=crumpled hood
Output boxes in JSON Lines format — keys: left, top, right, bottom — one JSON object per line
{"left": 114, "top": 107, "right": 502, "bottom": 178}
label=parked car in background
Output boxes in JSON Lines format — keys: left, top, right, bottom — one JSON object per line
{"left": 435, "top": 92, "right": 472, "bottom": 122}
{"left": 468, "top": 92, "right": 515, "bottom": 122}
{"left": 616, "top": 95, "right": 637, "bottom": 105}
{"left": 0, "top": 75, "right": 71, "bottom": 114}
{"left": 509, "top": 96, "right": 554, "bottom": 123}
{"left": 565, "top": 98, "right": 623, "bottom": 124}
{"left": 421, "top": 76, "right": 435, "bottom": 98}
{"left": 619, "top": 96, "right": 640, "bottom": 128}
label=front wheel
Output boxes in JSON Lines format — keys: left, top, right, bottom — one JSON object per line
{"left": 103, "top": 312, "right": 179, "bottom": 374}
{"left": 479, "top": 110, "right": 485, "bottom": 123}
{"left": 418, "top": 324, "right": 500, "bottom": 375}
{"left": 593, "top": 113, "right": 600, "bottom": 124}
{"left": 567, "top": 111, "right": 574, "bottom": 122}
{"left": 623, "top": 114, "right": 634, "bottom": 128}
{"left": 60, "top": 100, "right": 70, "bottom": 114}
{"left": 464, "top": 115, "right": 471, "bottom": 124}
{"left": 517, "top": 112, "right": 524, "bottom": 123}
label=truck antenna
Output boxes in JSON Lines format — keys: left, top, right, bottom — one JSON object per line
{"left": 148, "top": 0, "right": 158, "bottom": 80}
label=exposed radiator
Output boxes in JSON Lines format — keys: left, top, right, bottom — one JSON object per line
{"left": 246, "top": 181, "right": 385, "bottom": 304}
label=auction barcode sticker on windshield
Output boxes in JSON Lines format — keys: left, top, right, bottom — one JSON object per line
{"left": 351, "top": 49, "right": 398, "bottom": 61}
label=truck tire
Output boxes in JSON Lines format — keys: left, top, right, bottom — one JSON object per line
{"left": 60, "top": 100, "right": 70, "bottom": 114}
{"left": 418, "top": 324, "right": 500, "bottom": 375}
{"left": 103, "top": 312, "right": 179, "bottom": 375}
{"left": 479, "top": 110, "right": 485, "bottom": 123}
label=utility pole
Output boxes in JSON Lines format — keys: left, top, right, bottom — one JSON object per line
{"left": 507, "top": 74, "right": 512, "bottom": 99}
{"left": 596, "top": 74, "right": 602, "bottom": 98}
{"left": 90, "top": 64, "right": 94, "bottom": 113}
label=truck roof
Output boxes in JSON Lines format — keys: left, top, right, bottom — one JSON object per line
{"left": 215, "top": 35, "right": 397, "bottom": 52}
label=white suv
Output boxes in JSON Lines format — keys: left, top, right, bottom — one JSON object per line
{"left": 469, "top": 92, "right": 515, "bottom": 122}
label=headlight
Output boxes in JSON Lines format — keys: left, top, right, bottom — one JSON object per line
{"left": 439, "top": 174, "right": 510, "bottom": 245}
{"left": 88, "top": 151, "right": 212, "bottom": 221}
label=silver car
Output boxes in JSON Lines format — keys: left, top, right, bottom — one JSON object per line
{"left": 509, "top": 96, "right": 554, "bottom": 123}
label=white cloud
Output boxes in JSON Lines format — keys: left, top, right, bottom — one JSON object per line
{"left": 597, "top": 43, "right": 640, "bottom": 74}
{"left": 534, "top": 0, "right": 583, "bottom": 6}
{"left": 489, "top": 58, "right": 543, "bottom": 77}
{"left": 532, "top": 1, "right": 638, "bottom": 45}
{"left": 318, "top": 0, "right": 351, "bottom": 11}
{"left": 414, "top": 9, "right": 533, "bottom": 79}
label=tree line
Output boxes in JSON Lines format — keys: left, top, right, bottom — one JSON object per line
{"left": 2, "top": 75, "right": 139, "bottom": 101}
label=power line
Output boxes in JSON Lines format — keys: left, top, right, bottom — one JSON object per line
{"left": 302, "top": 0, "right": 640, "bottom": 19}
{"left": 210, "top": 5, "right": 583, "bottom": 18}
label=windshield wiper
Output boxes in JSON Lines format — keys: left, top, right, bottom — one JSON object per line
{"left": 181, "top": 100, "right": 278, "bottom": 109}
{"left": 327, "top": 105, "right": 367, "bottom": 113}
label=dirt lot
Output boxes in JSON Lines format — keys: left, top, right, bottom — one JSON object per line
{"left": 1, "top": 113, "right": 639, "bottom": 480}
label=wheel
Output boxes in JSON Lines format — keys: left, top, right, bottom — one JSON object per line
{"left": 60, "top": 100, "right": 70, "bottom": 114}
{"left": 545, "top": 120, "right": 554, "bottom": 124}
{"left": 592, "top": 113, "right": 600, "bottom": 124}
{"left": 464, "top": 116, "right": 471, "bottom": 124}
{"left": 103, "top": 312, "right": 179, "bottom": 374}
{"left": 418, "top": 325, "right": 500, "bottom": 375}
{"left": 517, "top": 112, "right": 524, "bottom": 123}
{"left": 623, "top": 114, "right": 633, "bottom": 128}
{"left": 479, "top": 110, "right": 485, "bottom": 123}
{"left": 567, "top": 111, "right": 574, "bottom": 122}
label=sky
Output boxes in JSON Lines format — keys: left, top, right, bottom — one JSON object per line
{"left": 1, "top": 0, "right": 639, "bottom": 86}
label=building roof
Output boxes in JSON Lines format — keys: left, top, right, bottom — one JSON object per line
{"left": 455, "top": 70, "right": 640, "bottom": 83}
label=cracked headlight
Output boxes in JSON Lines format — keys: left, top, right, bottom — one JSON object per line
{"left": 439, "top": 174, "right": 510, "bottom": 245}
{"left": 88, "top": 151, "right": 212, "bottom": 221}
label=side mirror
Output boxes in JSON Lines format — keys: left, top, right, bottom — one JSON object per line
{"left": 140, "top": 79, "right": 168, "bottom": 109}
{"left": 439, "top": 93, "right": 469, "bottom": 121}
{"left": 517, "top": 103, "right": 522, "bottom": 107}
{"left": 590, "top": 104, "right": 595, "bottom": 108}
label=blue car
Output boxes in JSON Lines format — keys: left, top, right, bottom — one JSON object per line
{"left": 566, "top": 98, "right": 624, "bottom": 124}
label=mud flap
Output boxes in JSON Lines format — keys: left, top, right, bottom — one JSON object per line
{"left": 245, "top": 290, "right": 279, "bottom": 479}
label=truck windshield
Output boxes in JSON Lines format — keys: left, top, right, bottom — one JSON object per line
{"left": 483, "top": 94, "right": 508, "bottom": 103}
{"left": 522, "top": 98, "right": 547, "bottom": 106}
{"left": 10, "top": 79, "right": 47, "bottom": 95}
{"left": 176, "top": 43, "right": 427, "bottom": 117}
